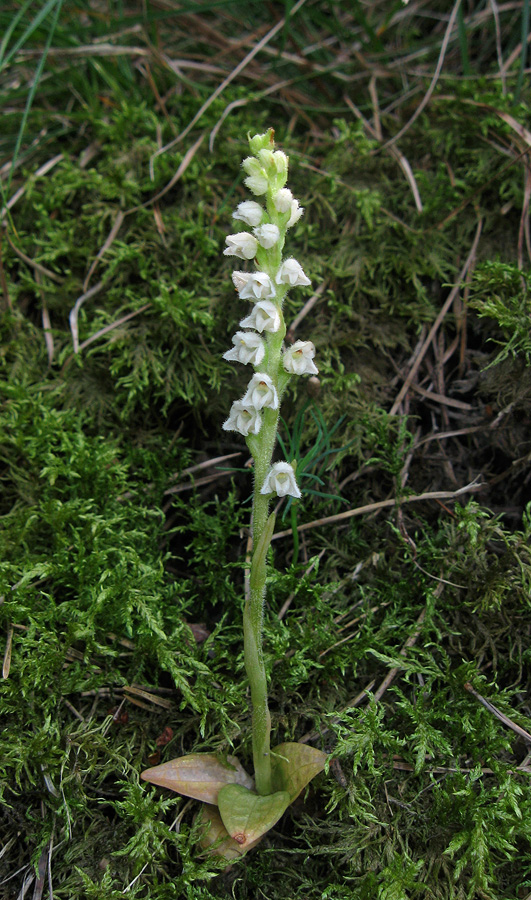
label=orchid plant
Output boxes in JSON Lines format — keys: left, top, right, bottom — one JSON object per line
{"left": 141, "top": 129, "right": 327, "bottom": 860}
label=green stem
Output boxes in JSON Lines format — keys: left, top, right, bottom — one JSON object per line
{"left": 241, "top": 167, "right": 290, "bottom": 795}
{"left": 244, "top": 407, "right": 279, "bottom": 796}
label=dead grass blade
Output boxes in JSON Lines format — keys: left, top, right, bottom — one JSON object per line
{"left": 344, "top": 94, "right": 423, "bottom": 213}
{"left": 1, "top": 153, "right": 63, "bottom": 220}
{"left": 4, "top": 229, "right": 64, "bottom": 284}
{"left": 464, "top": 682, "right": 531, "bottom": 744}
{"left": 382, "top": 0, "right": 462, "bottom": 152}
{"left": 83, "top": 211, "right": 125, "bottom": 292}
{"left": 149, "top": 0, "right": 310, "bottom": 171}
{"left": 2, "top": 625, "right": 13, "bottom": 679}
{"left": 134, "top": 133, "right": 205, "bottom": 212}
{"left": 390, "top": 217, "right": 483, "bottom": 415}
{"left": 78, "top": 303, "right": 151, "bottom": 352}
{"left": 69, "top": 280, "right": 105, "bottom": 353}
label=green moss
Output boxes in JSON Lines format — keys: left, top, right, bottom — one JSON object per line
{"left": 2, "top": 3, "right": 531, "bottom": 897}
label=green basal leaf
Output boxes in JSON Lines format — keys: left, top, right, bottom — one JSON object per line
{"left": 217, "top": 784, "right": 290, "bottom": 849}
{"left": 271, "top": 742, "right": 328, "bottom": 802}
{"left": 197, "top": 803, "right": 264, "bottom": 861}
{"left": 140, "top": 753, "right": 254, "bottom": 805}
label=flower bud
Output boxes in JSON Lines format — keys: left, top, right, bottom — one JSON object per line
{"left": 260, "top": 461, "right": 301, "bottom": 499}
{"left": 272, "top": 188, "right": 293, "bottom": 213}
{"left": 223, "top": 331, "right": 266, "bottom": 366}
{"left": 273, "top": 151, "right": 288, "bottom": 176}
{"left": 239, "top": 300, "right": 281, "bottom": 333}
{"left": 253, "top": 224, "right": 280, "bottom": 249}
{"left": 242, "top": 157, "right": 263, "bottom": 177}
{"left": 242, "top": 373, "right": 279, "bottom": 410}
{"left": 282, "top": 340, "right": 318, "bottom": 375}
{"left": 257, "top": 149, "right": 275, "bottom": 169}
{"left": 248, "top": 130, "right": 274, "bottom": 155}
{"left": 222, "top": 400, "right": 262, "bottom": 436}
{"left": 233, "top": 201, "right": 264, "bottom": 227}
{"left": 275, "top": 258, "right": 311, "bottom": 287}
{"left": 224, "top": 232, "right": 258, "bottom": 260}
{"left": 242, "top": 157, "right": 268, "bottom": 195}
{"left": 244, "top": 174, "right": 269, "bottom": 195}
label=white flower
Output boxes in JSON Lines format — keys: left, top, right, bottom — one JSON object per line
{"left": 232, "top": 271, "right": 251, "bottom": 293}
{"left": 287, "top": 199, "right": 304, "bottom": 228}
{"left": 253, "top": 224, "right": 280, "bottom": 249}
{"left": 283, "top": 340, "right": 318, "bottom": 375}
{"left": 244, "top": 174, "right": 269, "bottom": 195}
{"left": 222, "top": 400, "right": 262, "bottom": 436}
{"left": 237, "top": 272, "right": 276, "bottom": 301}
{"left": 242, "top": 373, "right": 279, "bottom": 410}
{"left": 223, "top": 331, "right": 266, "bottom": 366}
{"left": 260, "top": 462, "right": 301, "bottom": 499}
{"left": 275, "top": 258, "right": 311, "bottom": 287}
{"left": 224, "top": 232, "right": 258, "bottom": 260}
{"left": 233, "top": 201, "right": 264, "bottom": 227}
{"left": 272, "top": 188, "right": 293, "bottom": 213}
{"left": 239, "top": 300, "right": 281, "bottom": 333}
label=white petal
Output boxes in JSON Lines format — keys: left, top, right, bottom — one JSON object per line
{"left": 222, "top": 331, "right": 266, "bottom": 366}
{"left": 238, "top": 272, "right": 276, "bottom": 301}
{"left": 286, "top": 200, "right": 304, "bottom": 228}
{"left": 232, "top": 271, "right": 251, "bottom": 293}
{"left": 244, "top": 174, "right": 269, "bottom": 196}
{"left": 222, "top": 400, "right": 262, "bottom": 436}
